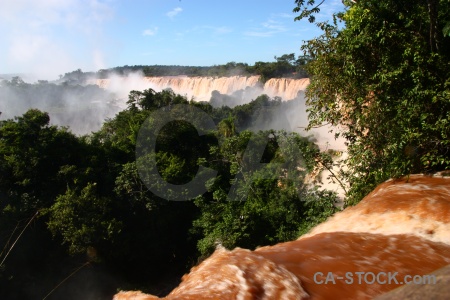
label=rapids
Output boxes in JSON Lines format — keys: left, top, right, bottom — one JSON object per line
{"left": 114, "top": 173, "right": 450, "bottom": 299}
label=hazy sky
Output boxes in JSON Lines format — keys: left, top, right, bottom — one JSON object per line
{"left": 0, "top": 0, "right": 344, "bottom": 80}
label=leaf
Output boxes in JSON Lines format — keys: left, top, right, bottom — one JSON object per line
{"left": 443, "top": 21, "right": 450, "bottom": 37}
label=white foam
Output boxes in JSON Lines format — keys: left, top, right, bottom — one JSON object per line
{"left": 300, "top": 174, "right": 450, "bottom": 245}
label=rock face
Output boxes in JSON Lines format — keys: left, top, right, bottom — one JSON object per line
{"left": 113, "top": 174, "right": 450, "bottom": 300}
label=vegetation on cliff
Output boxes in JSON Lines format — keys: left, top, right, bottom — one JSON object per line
{"left": 61, "top": 53, "right": 310, "bottom": 84}
{"left": 295, "top": 0, "right": 450, "bottom": 204}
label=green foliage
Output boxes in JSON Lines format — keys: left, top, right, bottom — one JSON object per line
{"left": 0, "top": 86, "right": 341, "bottom": 295}
{"left": 251, "top": 53, "right": 310, "bottom": 82}
{"left": 0, "top": 108, "right": 123, "bottom": 298}
{"left": 192, "top": 130, "right": 339, "bottom": 257}
{"left": 46, "top": 183, "right": 122, "bottom": 255}
{"left": 444, "top": 21, "right": 450, "bottom": 37}
{"left": 3, "top": 2, "right": 450, "bottom": 294}
{"left": 293, "top": 0, "right": 326, "bottom": 23}
{"left": 217, "top": 115, "right": 236, "bottom": 138}
{"left": 296, "top": 0, "right": 450, "bottom": 204}
{"left": 73, "top": 54, "right": 310, "bottom": 82}
{"left": 0, "top": 109, "right": 84, "bottom": 216}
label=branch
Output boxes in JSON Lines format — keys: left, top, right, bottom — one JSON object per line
{"left": 293, "top": 0, "right": 326, "bottom": 23}
{"left": 0, "top": 211, "right": 39, "bottom": 268}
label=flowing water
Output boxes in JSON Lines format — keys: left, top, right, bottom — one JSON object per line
{"left": 93, "top": 76, "right": 310, "bottom": 102}
{"left": 114, "top": 174, "right": 450, "bottom": 299}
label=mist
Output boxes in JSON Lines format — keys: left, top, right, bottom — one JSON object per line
{"left": 0, "top": 78, "right": 122, "bottom": 135}
{"left": 1, "top": 71, "right": 346, "bottom": 151}
{"left": 208, "top": 88, "right": 346, "bottom": 152}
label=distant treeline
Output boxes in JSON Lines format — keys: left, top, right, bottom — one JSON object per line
{"left": 61, "top": 53, "right": 311, "bottom": 83}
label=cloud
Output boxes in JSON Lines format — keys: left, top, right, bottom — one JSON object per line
{"left": 199, "top": 26, "right": 232, "bottom": 35}
{"left": 166, "top": 7, "right": 182, "bottom": 19}
{"left": 244, "top": 18, "right": 287, "bottom": 37}
{"left": 143, "top": 26, "right": 158, "bottom": 36}
{"left": 0, "top": 0, "right": 115, "bottom": 79}
{"left": 274, "top": 13, "right": 295, "bottom": 19}
{"left": 210, "top": 26, "right": 232, "bottom": 35}
{"left": 262, "top": 19, "right": 287, "bottom": 31}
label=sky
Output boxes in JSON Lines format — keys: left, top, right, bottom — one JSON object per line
{"left": 0, "top": 0, "right": 345, "bottom": 80}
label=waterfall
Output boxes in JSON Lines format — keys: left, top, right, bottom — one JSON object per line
{"left": 92, "top": 74, "right": 347, "bottom": 197}
{"left": 92, "top": 75, "right": 310, "bottom": 102}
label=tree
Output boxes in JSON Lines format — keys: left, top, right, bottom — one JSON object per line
{"left": 293, "top": 0, "right": 326, "bottom": 23}
{"left": 192, "top": 130, "right": 338, "bottom": 257}
{"left": 295, "top": 0, "right": 450, "bottom": 204}
{"left": 46, "top": 183, "right": 122, "bottom": 255}
{"left": 0, "top": 109, "right": 85, "bottom": 216}
{"left": 217, "top": 115, "right": 236, "bottom": 138}
{"left": 0, "top": 109, "right": 121, "bottom": 299}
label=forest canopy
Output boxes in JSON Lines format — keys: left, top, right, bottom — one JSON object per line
{"left": 0, "top": 88, "right": 338, "bottom": 299}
